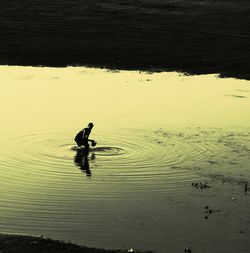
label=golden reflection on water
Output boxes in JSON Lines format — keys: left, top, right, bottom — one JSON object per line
{"left": 0, "top": 66, "right": 250, "bottom": 132}
{"left": 0, "top": 66, "right": 250, "bottom": 253}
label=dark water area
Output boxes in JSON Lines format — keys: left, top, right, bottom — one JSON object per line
{"left": 0, "top": 0, "right": 250, "bottom": 79}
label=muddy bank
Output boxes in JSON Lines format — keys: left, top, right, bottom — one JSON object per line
{"left": 0, "top": 0, "right": 250, "bottom": 80}
{"left": 0, "top": 234, "right": 151, "bottom": 253}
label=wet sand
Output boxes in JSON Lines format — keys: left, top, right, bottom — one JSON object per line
{"left": 0, "top": 233, "right": 151, "bottom": 253}
{"left": 0, "top": 0, "right": 250, "bottom": 80}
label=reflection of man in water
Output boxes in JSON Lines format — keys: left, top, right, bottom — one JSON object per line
{"left": 74, "top": 122, "right": 96, "bottom": 148}
{"left": 74, "top": 148, "right": 92, "bottom": 177}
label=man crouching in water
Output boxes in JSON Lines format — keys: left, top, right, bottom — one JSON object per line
{"left": 74, "top": 122, "right": 96, "bottom": 177}
{"left": 74, "top": 122, "right": 96, "bottom": 148}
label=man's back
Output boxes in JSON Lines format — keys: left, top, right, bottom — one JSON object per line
{"left": 74, "top": 122, "right": 94, "bottom": 147}
{"left": 74, "top": 130, "right": 84, "bottom": 146}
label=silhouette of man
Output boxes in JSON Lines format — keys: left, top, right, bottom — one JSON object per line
{"left": 74, "top": 122, "right": 96, "bottom": 148}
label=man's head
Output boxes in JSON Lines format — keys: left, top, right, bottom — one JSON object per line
{"left": 88, "top": 122, "right": 94, "bottom": 129}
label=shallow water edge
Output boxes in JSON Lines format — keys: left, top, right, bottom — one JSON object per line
{"left": 0, "top": 233, "right": 152, "bottom": 253}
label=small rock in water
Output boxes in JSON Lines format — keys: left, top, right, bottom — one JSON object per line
{"left": 184, "top": 247, "right": 192, "bottom": 253}
{"left": 128, "top": 248, "right": 134, "bottom": 252}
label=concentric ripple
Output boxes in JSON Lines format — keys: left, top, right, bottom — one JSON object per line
{"left": 0, "top": 127, "right": 223, "bottom": 197}
{"left": 71, "top": 146, "right": 124, "bottom": 156}
{"left": 1, "top": 126, "right": 249, "bottom": 246}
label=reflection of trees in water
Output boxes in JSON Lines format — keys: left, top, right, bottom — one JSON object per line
{"left": 74, "top": 148, "right": 95, "bottom": 177}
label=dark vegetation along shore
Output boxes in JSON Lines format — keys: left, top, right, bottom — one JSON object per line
{"left": 0, "top": 0, "right": 250, "bottom": 80}
{"left": 0, "top": 234, "right": 152, "bottom": 253}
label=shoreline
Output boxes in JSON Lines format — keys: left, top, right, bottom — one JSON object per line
{"left": 0, "top": 233, "right": 152, "bottom": 253}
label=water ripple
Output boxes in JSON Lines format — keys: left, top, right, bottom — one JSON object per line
{"left": 0, "top": 128, "right": 223, "bottom": 196}
{"left": 1, "top": 127, "right": 249, "bottom": 236}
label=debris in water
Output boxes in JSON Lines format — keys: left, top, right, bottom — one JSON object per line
{"left": 244, "top": 183, "right": 248, "bottom": 193}
{"left": 204, "top": 206, "right": 221, "bottom": 219}
{"left": 192, "top": 181, "right": 210, "bottom": 190}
